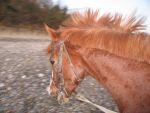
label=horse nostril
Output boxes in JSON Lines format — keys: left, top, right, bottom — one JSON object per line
{"left": 50, "top": 60, "right": 55, "bottom": 65}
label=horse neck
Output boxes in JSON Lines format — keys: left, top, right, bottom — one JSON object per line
{"left": 78, "top": 48, "right": 150, "bottom": 113}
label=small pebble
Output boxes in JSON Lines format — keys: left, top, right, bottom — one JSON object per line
{"left": 5, "top": 58, "right": 11, "bottom": 61}
{"left": 42, "top": 79, "right": 47, "bottom": 82}
{"left": 17, "top": 64, "right": 21, "bottom": 67}
{"left": 0, "top": 83, "right": 5, "bottom": 87}
{"left": 40, "top": 83, "right": 45, "bottom": 86}
{"left": 35, "top": 69, "right": 40, "bottom": 72}
{"left": 7, "top": 87, "right": 12, "bottom": 90}
{"left": 38, "top": 73, "right": 45, "bottom": 78}
{"left": 100, "top": 87, "right": 104, "bottom": 90}
{"left": 21, "top": 75, "right": 26, "bottom": 79}
{"left": 8, "top": 74, "right": 13, "bottom": 79}
{"left": 1, "top": 71, "right": 6, "bottom": 74}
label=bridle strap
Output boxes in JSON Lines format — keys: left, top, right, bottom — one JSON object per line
{"left": 55, "top": 42, "right": 65, "bottom": 93}
{"left": 49, "top": 41, "right": 81, "bottom": 97}
{"left": 63, "top": 43, "right": 82, "bottom": 82}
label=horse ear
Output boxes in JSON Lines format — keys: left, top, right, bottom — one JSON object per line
{"left": 44, "top": 24, "right": 58, "bottom": 41}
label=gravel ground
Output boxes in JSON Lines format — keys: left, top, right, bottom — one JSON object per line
{"left": 0, "top": 37, "right": 119, "bottom": 113}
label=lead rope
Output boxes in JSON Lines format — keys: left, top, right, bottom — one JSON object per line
{"left": 76, "top": 94, "right": 117, "bottom": 113}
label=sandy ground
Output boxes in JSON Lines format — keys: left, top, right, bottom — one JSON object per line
{"left": 0, "top": 27, "right": 119, "bottom": 113}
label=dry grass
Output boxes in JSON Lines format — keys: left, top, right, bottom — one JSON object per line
{"left": 0, "top": 26, "right": 49, "bottom": 40}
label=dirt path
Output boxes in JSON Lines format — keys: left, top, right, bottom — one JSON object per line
{"left": 0, "top": 37, "right": 119, "bottom": 113}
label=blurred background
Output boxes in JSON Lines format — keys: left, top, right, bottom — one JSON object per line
{"left": 0, "top": 0, "right": 150, "bottom": 30}
{"left": 0, "top": 0, "right": 68, "bottom": 29}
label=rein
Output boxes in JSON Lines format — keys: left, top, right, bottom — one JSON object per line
{"left": 49, "top": 41, "right": 81, "bottom": 102}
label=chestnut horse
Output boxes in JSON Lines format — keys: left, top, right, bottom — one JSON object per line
{"left": 45, "top": 10, "right": 150, "bottom": 113}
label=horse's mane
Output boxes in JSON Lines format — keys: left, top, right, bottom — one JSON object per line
{"left": 62, "top": 10, "right": 146, "bottom": 33}
{"left": 59, "top": 10, "right": 150, "bottom": 63}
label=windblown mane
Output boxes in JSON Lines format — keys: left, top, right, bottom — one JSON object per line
{"left": 62, "top": 10, "right": 146, "bottom": 33}
{"left": 60, "top": 10, "right": 150, "bottom": 63}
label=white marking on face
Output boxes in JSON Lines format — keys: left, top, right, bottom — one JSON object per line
{"left": 47, "top": 69, "right": 54, "bottom": 96}
{"left": 46, "top": 86, "right": 52, "bottom": 96}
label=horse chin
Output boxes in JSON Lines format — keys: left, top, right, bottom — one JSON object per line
{"left": 57, "top": 92, "right": 70, "bottom": 104}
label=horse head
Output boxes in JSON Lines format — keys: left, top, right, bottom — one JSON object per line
{"left": 45, "top": 24, "right": 87, "bottom": 104}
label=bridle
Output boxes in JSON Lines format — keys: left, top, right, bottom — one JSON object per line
{"left": 48, "top": 41, "right": 81, "bottom": 103}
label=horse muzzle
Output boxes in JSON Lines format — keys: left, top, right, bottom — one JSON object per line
{"left": 47, "top": 85, "right": 70, "bottom": 104}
